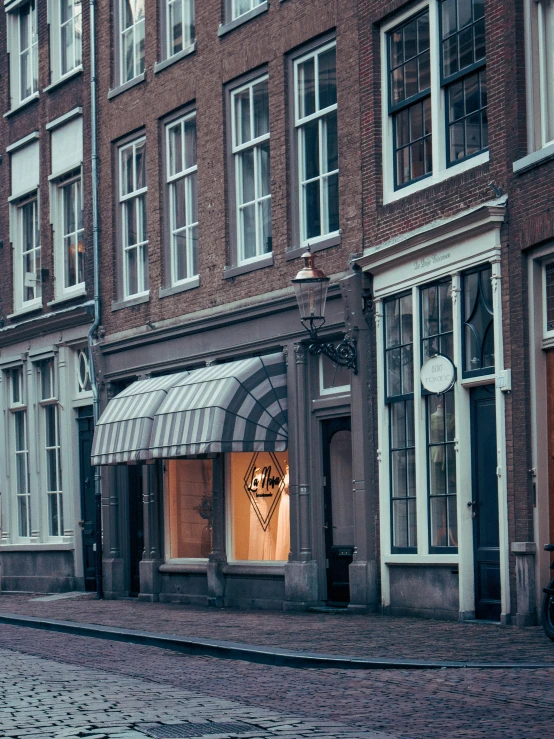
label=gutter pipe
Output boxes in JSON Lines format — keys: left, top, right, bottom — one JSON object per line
{"left": 87, "top": 0, "right": 103, "bottom": 599}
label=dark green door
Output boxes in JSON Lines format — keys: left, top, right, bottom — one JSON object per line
{"left": 77, "top": 407, "right": 96, "bottom": 592}
{"left": 470, "top": 385, "right": 501, "bottom": 621}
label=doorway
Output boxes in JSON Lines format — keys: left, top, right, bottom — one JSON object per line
{"left": 128, "top": 465, "right": 144, "bottom": 596}
{"left": 470, "top": 385, "right": 501, "bottom": 621}
{"left": 77, "top": 407, "right": 96, "bottom": 592}
{"left": 322, "top": 417, "right": 354, "bottom": 605}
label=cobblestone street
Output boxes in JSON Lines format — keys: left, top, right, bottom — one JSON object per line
{"left": 0, "top": 613, "right": 552, "bottom": 738}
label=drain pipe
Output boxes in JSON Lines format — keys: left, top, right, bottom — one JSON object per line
{"left": 87, "top": 0, "right": 103, "bottom": 599}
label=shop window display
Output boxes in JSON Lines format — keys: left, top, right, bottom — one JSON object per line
{"left": 167, "top": 459, "right": 213, "bottom": 558}
{"left": 229, "top": 451, "right": 290, "bottom": 561}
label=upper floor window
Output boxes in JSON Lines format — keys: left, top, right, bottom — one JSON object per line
{"left": 50, "top": 0, "right": 82, "bottom": 80}
{"left": 231, "top": 75, "right": 272, "bottom": 263}
{"left": 383, "top": 0, "right": 487, "bottom": 199}
{"left": 164, "top": 0, "right": 194, "bottom": 59}
{"left": 524, "top": 0, "right": 554, "bottom": 152}
{"left": 166, "top": 113, "right": 198, "bottom": 286}
{"left": 119, "top": 137, "right": 148, "bottom": 298}
{"left": 7, "top": 1, "right": 38, "bottom": 108}
{"left": 232, "top": 0, "right": 264, "bottom": 21}
{"left": 120, "top": 0, "right": 145, "bottom": 83}
{"left": 59, "top": 175, "right": 85, "bottom": 292}
{"left": 16, "top": 195, "right": 41, "bottom": 308}
{"left": 294, "top": 41, "right": 339, "bottom": 247}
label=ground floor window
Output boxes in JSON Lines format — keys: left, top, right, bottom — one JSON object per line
{"left": 166, "top": 458, "right": 213, "bottom": 558}
{"left": 229, "top": 451, "right": 289, "bottom": 561}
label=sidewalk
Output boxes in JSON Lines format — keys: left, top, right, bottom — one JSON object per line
{"left": 0, "top": 592, "right": 552, "bottom": 665}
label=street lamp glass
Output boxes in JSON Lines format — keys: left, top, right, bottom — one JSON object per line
{"left": 291, "top": 250, "right": 330, "bottom": 322}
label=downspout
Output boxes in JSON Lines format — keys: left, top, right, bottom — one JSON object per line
{"left": 87, "top": 0, "right": 103, "bottom": 599}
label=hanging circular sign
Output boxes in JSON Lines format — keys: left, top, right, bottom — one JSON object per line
{"left": 420, "top": 354, "right": 456, "bottom": 394}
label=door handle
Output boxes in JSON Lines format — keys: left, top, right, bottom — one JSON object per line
{"left": 467, "top": 501, "right": 477, "bottom": 518}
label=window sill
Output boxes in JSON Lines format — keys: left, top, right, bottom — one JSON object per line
{"left": 47, "top": 288, "right": 87, "bottom": 306}
{"left": 154, "top": 43, "right": 197, "bottom": 74}
{"left": 222, "top": 562, "right": 285, "bottom": 576}
{"left": 383, "top": 151, "right": 490, "bottom": 205}
{"left": 223, "top": 253, "right": 274, "bottom": 279}
{"left": 7, "top": 301, "right": 42, "bottom": 319}
{"left": 384, "top": 554, "right": 459, "bottom": 565}
{"left": 111, "top": 292, "right": 150, "bottom": 311}
{"left": 43, "top": 66, "right": 83, "bottom": 93}
{"left": 285, "top": 232, "right": 341, "bottom": 262}
{"left": 0, "top": 543, "right": 75, "bottom": 552}
{"left": 218, "top": 1, "right": 268, "bottom": 37}
{"left": 159, "top": 276, "right": 200, "bottom": 298}
{"left": 108, "top": 73, "right": 146, "bottom": 100}
{"left": 513, "top": 142, "right": 554, "bottom": 175}
{"left": 159, "top": 560, "right": 208, "bottom": 574}
{"left": 4, "top": 92, "right": 39, "bottom": 118}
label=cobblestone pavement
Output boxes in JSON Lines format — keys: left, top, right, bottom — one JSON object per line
{"left": 0, "top": 623, "right": 552, "bottom": 738}
{"left": 0, "top": 593, "right": 552, "bottom": 663}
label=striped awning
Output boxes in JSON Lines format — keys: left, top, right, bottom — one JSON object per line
{"left": 91, "top": 372, "right": 189, "bottom": 466}
{"left": 91, "top": 353, "right": 287, "bottom": 465}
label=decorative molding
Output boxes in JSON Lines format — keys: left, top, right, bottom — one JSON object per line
{"left": 294, "top": 343, "right": 307, "bottom": 365}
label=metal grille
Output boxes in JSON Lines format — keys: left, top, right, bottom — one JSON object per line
{"left": 140, "top": 722, "right": 254, "bottom": 738}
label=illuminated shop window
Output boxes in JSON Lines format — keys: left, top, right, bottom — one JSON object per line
{"left": 229, "top": 451, "right": 290, "bottom": 561}
{"left": 167, "top": 459, "right": 213, "bottom": 559}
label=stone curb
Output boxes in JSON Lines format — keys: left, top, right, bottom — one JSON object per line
{"left": 0, "top": 612, "right": 551, "bottom": 670}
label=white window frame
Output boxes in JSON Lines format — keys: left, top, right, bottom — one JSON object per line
{"left": 318, "top": 353, "right": 351, "bottom": 396}
{"left": 49, "top": 0, "right": 83, "bottom": 84}
{"left": 7, "top": 367, "right": 32, "bottom": 541}
{"left": 119, "top": 0, "right": 145, "bottom": 84}
{"left": 164, "top": 0, "right": 195, "bottom": 60}
{"left": 7, "top": 0, "right": 39, "bottom": 109}
{"left": 119, "top": 137, "right": 148, "bottom": 299}
{"left": 38, "top": 359, "right": 64, "bottom": 540}
{"left": 231, "top": 74, "right": 272, "bottom": 265}
{"left": 52, "top": 172, "right": 85, "bottom": 299}
{"left": 166, "top": 113, "right": 198, "bottom": 287}
{"left": 231, "top": 0, "right": 264, "bottom": 22}
{"left": 12, "top": 193, "right": 42, "bottom": 313}
{"left": 380, "top": 1, "right": 489, "bottom": 205}
{"left": 294, "top": 40, "right": 340, "bottom": 248}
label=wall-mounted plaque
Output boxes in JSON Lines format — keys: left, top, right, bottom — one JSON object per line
{"left": 420, "top": 354, "right": 456, "bottom": 395}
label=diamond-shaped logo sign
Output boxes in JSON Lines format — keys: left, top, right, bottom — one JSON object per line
{"left": 243, "top": 452, "right": 285, "bottom": 532}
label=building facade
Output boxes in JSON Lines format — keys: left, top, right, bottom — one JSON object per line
{"left": 0, "top": 0, "right": 96, "bottom": 593}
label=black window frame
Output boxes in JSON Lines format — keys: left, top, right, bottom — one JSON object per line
{"left": 461, "top": 262, "right": 494, "bottom": 379}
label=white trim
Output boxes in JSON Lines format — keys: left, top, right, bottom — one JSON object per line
{"left": 318, "top": 353, "right": 350, "bottom": 396}
{"left": 6, "top": 130, "right": 39, "bottom": 153}
{"left": 45, "top": 106, "right": 82, "bottom": 131}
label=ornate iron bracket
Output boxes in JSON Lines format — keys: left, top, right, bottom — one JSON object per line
{"left": 300, "top": 318, "right": 358, "bottom": 373}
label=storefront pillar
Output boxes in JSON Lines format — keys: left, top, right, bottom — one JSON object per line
{"left": 284, "top": 342, "right": 319, "bottom": 609}
{"left": 341, "top": 270, "right": 379, "bottom": 612}
{"left": 208, "top": 455, "right": 227, "bottom": 608}
{"left": 511, "top": 542, "right": 537, "bottom": 626}
{"left": 139, "top": 463, "right": 163, "bottom": 601}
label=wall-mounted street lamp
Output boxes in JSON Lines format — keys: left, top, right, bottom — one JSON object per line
{"left": 292, "top": 249, "right": 358, "bottom": 373}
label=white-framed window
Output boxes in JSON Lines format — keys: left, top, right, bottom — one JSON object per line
{"left": 7, "top": 0, "right": 39, "bottom": 108}
{"left": 7, "top": 367, "right": 32, "bottom": 539}
{"left": 119, "top": 137, "right": 148, "bottom": 298}
{"left": 119, "top": 0, "right": 145, "bottom": 83}
{"left": 164, "top": 0, "right": 194, "bottom": 59}
{"left": 231, "top": 75, "right": 272, "bottom": 263}
{"left": 294, "top": 41, "right": 339, "bottom": 247}
{"left": 319, "top": 352, "right": 350, "bottom": 396}
{"left": 58, "top": 0, "right": 82, "bottom": 77}
{"left": 57, "top": 174, "right": 85, "bottom": 293}
{"left": 166, "top": 114, "right": 198, "bottom": 285}
{"left": 232, "top": 0, "right": 264, "bottom": 22}
{"left": 77, "top": 348, "right": 92, "bottom": 394}
{"left": 14, "top": 194, "right": 42, "bottom": 309}
{"left": 524, "top": 0, "right": 554, "bottom": 152}
{"left": 382, "top": 0, "right": 488, "bottom": 201}
{"left": 38, "top": 359, "right": 63, "bottom": 538}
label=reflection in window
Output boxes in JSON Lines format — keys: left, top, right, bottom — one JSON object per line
{"left": 462, "top": 264, "right": 494, "bottom": 376}
{"left": 229, "top": 452, "right": 289, "bottom": 561}
{"left": 384, "top": 292, "right": 413, "bottom": 399}
{"left": 421, "top": 280, "right": 453, "bottom": 363}
{"left": 166, "top": 0, "right": 194, "bottom": 58}
{"left": 167, "top": 459, "right": 213, "bottom": 558}
{"left": 390, "top": 399, "right": 416, "bottom": 550}
{"left": 319, "top": 351, "right": 350, "bottom": 394}
{"left": 427, "top": 390, "right": 457, "bottom": 550}
{"left": 232, "top": 0, "right": 264, "bottom": 21}
{"left": 120, "top": 0, "right": 145, "bottom": 83}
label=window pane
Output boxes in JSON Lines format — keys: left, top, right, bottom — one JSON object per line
{"left": 167, "top": 459, "right": 213, "bottom": 558}
{"left": 168, "top": 123, "right": 182, "bottom": 176}
{"left": 304, "top": 180, "right": 321, "bottom": 239}
{"left": 385, "top": 299, "right": 400, "bottom": 348}
{"left": 135, "top": 141, "right": 146, "bottom": 189}
{"left": 127, "top": 247, "right": 138, "bottom": 295}
{"left": 386, "top": 347, "right": 401, "bottom": 397}
{"left": 240, "top": 149, "right": 255, "bottom": 205}
{"left": 230, "top": 452, "right": 290, "bottom": 561}
{"left": 253, "top": 78, "right": 269, "bottom": 138}
{"left": 261, "top": 197, "right": 272, "bottom": 254}
{"left": 190, "top": 224, "right": 199, "bottom": 276}
{"left": 390, "top": 402, "right": 406, "bottom": 449}
{"left": 235, "top": 88, "right": 251, "bottom": 145}
{"left": 240, "top": 203, "right": 256, "bottom": 260}
{"left": 402, "top": 344, "right": 414, "bottom": 393}
{"left": 121, "top": 146, "right": 134, "bottom": 195}
{"left": 324, "top": 111, "right": 338, "bottom": 173}
{"left": 303, "top": 119, "right": 320, "bottom": 180}
{"left": 259, "top": 142, "right": 270, "bottom": 197}
{"left": 169, "top": 0, "right": 183, "bottom": 55}
{"left": 184, "top": 116, "right": 197, "bottom": 169}
{"left": 189, "top": 172, "right": 198, "bottom": 224}
{"left": 298, "top": 57, "right": 316, "bottom": 118}
{"left": 122, "top": 27, "right": 134, "bottom": 82}
{"left": 172, "top": 178, "right": 186, "bottom": 230}
{"left": 391, "top": 450, "right": 407, "bottom": 497}
{"left": 61, "top": 20, "right": 74, "bottom": 75}
{"left": 326, "top": 172, "right": 339, "bottom": 234}
{"left": 318, "top": 47, "right": 337, "bottom": 110}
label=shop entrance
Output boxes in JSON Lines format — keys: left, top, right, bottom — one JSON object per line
{"left": 470, "top": 385, "right": 501, "bottom": 621}
{"left": 77, "top": 407, "right": 96, "bottom": 592}
{"left": 322, "top": 417, "right": 354, "bottom": 605}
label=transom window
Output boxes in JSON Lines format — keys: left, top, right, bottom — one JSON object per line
{"left": 384, "top": 0, "right": 487, "bottom": 195}
{"left": 119, "top": 138, "right": 148, "bottom": 298}
{"left": 60, "top": 0, "right": 82, "bottom": 75}
{"left": 120, "top": 0, "right": 145, "bottom": 83}
{"left": 60, "top": 177, "right": 84, "bottom": 290}
{"left": 294, "top": 42, "right": 339, "bottom": 245}
{"left": 232, "top": 0, "right": 264, "bottom": 21}
{"left": 232, "top": 76, "right": 272, "bottom": 263}
{"left": 166, "top": 114, "right": 198, "bottom": 285}
{"left": 461, "top": 263, "right": 494, "bottom": 377}
{"left": 165, "top": 0, "right": 195, "bottom": 57}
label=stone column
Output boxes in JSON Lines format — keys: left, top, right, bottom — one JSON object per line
{"left": 284, "top": 341, "right": 319, "bottom": 610}
{"left": 208, "top": 455, "right": 227, "bottom": 607}
{"left": 139, "top": 462, "right": 163, "bottom": 602}
{"left": 511, "top": 541, "right": 537, "bottom": 626}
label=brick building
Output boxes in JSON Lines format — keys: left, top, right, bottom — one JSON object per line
{"left": 0, "top": 0, "right": 95, "bottom": 593}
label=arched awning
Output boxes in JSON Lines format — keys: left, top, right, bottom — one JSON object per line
{"left": 91, "top": 353, "right": 288, "bottom": 465}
